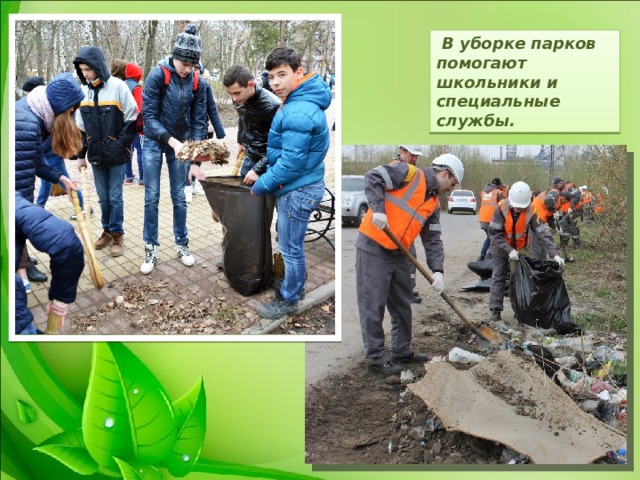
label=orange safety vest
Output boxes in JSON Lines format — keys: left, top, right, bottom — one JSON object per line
{"left": 531, "top": 190, "right": 558, "bottom": 223}
{"left": 594, "top": 192, "right": 605, "bottom": 213}
{"left": 359, "top": 168, "right": 439, "bottom": 250}
{"left": 478, "top": 188, "right": 500, "bottom": 223}
{"left": 559, "top": 183, "right": 575, "bottom": 213}
{"left": 499, "top": 199, "right": 532, "bottom": 250}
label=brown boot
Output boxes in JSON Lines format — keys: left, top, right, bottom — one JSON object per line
{"left": 95, "top": 229, "right": 112, "bottom": 250}
{"left": 111, "top": 232, "right": 125, "bottom": 257}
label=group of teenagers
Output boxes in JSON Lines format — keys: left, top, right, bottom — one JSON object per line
{"left": 355, "top": 146, "right": 573, "bottom": 376}
{"left": 15, "top": 23, "right": 332, "bottom": 334}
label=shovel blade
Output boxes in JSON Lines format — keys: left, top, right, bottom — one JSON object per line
{"left": 477, "top": 324, "right": 504, "bottom": 347}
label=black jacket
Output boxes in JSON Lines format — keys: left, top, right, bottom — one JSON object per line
{"left": 236, "top": 86, "right": 280, "bottom": 174}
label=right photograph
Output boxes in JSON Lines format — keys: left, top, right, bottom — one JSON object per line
{"left": 306, "top": 144, "right": 628, "bottom": 465}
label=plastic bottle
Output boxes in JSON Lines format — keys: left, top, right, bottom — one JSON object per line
{"left": 594, "top": 345, "right": 615, "bottom": 362}
{"left": 448, "top": 347, "right": 485, "bottom": 364}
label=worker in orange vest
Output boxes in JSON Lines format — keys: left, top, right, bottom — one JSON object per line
{"left": 558, "top": 180, "right": 582, "bottom": 247}
{"left": 578, "top": 185, "right": 593, "bottom": 220}
{"left": 477, "top": 177, "right": 507, "bottom": 261}
{"left": 530, "top": 188, "right": 561, "bottom": 260}
{"left": 488, "top": 181, "right": 564, "bottom": 323}
{"left": 356, "top": 153, "right": 464, "bottom": 376}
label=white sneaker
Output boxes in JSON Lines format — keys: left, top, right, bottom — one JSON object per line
{"left": 193, "top": 182, "right": 205, "bottom": 196}
{"left": 140, "top": 244, "right": 158, "bottom": 274}
{"left": 184, "top": 185, "right": 193, "bottom": 203}
{"left": 176, "top": 244, "right": 195, "bottom": 266}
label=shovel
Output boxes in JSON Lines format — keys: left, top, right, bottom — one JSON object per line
{"left": 383, "top": 227, "right": 503, "bottom": 348}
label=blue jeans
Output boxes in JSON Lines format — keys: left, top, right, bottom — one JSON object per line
{"left": 92, "top": 164, "right": 125, "bottom": 234}
{"left": 143, "top": 138, "right": 189, "bottom": 246}
{"left": 36, "top": 154, "right": 84, "bottom": 209}
{"left": 276, "top": 181, "right": 325, "bottom": 302}
{"left": 124, "top": 134, "right": 144, "bottom": 181}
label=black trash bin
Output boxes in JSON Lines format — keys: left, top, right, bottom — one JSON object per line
{"left": 200, "top": 176, "right": 275, "bottom": 296}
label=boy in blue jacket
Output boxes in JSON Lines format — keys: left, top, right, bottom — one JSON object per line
{"left": 140, "top": 23, "right": 208, "bottom": 274}
{"left": 250, "top": 47, "right": 332, "bottom": 319}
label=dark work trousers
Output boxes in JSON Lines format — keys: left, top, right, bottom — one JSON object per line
{"left": 356, "top": 246, "right": 414, "bottom": 364}
{"left": 409, "top": 242, "right": 417, "bottom": 290}
{"left": 488, "top": 243, "right": 510, "bottom": 312}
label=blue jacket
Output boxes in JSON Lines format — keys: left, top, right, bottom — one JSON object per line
{"left": 252, "top": 73, "right": 331, "bottom": 197}
{"left": 15, "top": 194, "right": 84, "bottom": 333}
{"left": 204, "top": 82, "right": 225, "bottom": 139}
{"left": 142, "top": 56, "right": 208, "bottom": 144}
{"left": 15, "top": 97, "right": 64, "bottom": 202}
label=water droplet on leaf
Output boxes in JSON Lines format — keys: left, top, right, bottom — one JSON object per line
{"left": 133, "top": 388, "right": 139, "bottom": 395}
{"left": 16, "top": 400, "right": 37, "bottom": 424}
{"left": 104, "top": 417, "right": 115, "bottom": 428}
{"left": 182, "top": 454, "right": 190, "bottom": 462}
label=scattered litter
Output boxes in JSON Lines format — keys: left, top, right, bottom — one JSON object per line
{"left": 400, "top": 370, "right": 415, "bottom": 384}
{"left": 448, "top": 347, "right": 485, "bottom": 364}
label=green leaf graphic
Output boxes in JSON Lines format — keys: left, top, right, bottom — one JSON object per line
{"left": 82, "top": 343, "right": 177, "bottom": 470}
{"left": 16, "top": 400, "right": 37, "bottom": 424}
{"left": 34, "top": 428, "right": 99, "bottom": 475}
{"left": 164, "top": 378, "right": 206, "bottom": 477}
{"left": 114, "top": 457, "right": 164, "bottom": 480}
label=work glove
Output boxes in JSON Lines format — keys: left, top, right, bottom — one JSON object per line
{"left": 567, "top": 208, "right": 573, "bottom": 215}
{"left": 372, "top": 212, "right": 388, "bottom": 229}
{"left": 431, "top": 272, "right": 444, "bottom": 294}
{"left": 508, "top": 250, "right": 519, "bottom": 262}
{"left": 553, "top": 212, "right": 560, "bottom": 221}
{"left": 554, "top": 255, "right": 565, "bottom": 267}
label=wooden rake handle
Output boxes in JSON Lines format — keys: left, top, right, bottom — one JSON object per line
{"left": 45, "top": 300, "right": 66, "bottom": 334}
{"left": 71, "top": 190, "right": 105, "bottom": 290}
{"left": 231, "top": 149, "right": 245, "bottom": 176}
{"left": 382, "top": 226, "right": 485, "bottom": 336}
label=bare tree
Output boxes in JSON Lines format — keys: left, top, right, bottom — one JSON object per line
{"left": 143, "top": 20, "right": 158, "bottom": 80}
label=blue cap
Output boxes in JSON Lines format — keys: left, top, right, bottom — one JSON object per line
{"left": 46, "top": 72, "right": 84, "bottom": 116}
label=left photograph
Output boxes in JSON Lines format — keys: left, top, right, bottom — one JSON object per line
{"left": 11, "top": 17, "right": 338, "bottom": 338}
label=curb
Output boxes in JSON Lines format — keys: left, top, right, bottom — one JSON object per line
{"left": 242, "top": 280, "right": 336, "bottom": 335}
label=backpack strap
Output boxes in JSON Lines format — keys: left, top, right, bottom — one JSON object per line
{"left": 160, "top": 65, "right": 199, "bottom": 93}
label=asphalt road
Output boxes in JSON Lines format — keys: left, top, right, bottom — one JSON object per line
{"left": 305, "top": 210, "right": 485, "bottom": 386}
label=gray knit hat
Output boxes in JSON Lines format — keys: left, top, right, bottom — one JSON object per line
{"left": 173, "top": 23, "right": 202, "bottom": 64}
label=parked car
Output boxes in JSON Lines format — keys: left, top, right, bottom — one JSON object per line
{"left": 341, "top": 175, "right": 368, "bottom": 226}
{"left": 448, "top": 189, "right": 477, "bottom": 214}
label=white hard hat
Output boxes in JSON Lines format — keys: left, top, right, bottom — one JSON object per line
{"left": 508, "top": 181, "right": 532, "bottom": 208}
{"left": 580, "top": 185, "right": 588, "bottom": 191}
{"left": 399, "top": 145, "right": 423, "bottom": 156}
{"left": 431, "top": 153, "right": 464, "bottom": 184}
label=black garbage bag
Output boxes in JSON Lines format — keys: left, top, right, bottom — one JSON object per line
{"left": 201, "top": 176, "right": 275, "bottom": 296}
{"left": 509, "top": 256, "right": 577, "bottom": 333}
{"left": 467, "top": 258, "right": 494, "bottom": 279}
{"left": 460, "top": 277, "right": 492, "bottom": 292}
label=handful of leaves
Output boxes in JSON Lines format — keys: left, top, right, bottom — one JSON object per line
{"left": 177, "top": 139, "right": 230, "bottom": 165}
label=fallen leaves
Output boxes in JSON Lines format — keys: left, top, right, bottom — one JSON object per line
{"left": 177, "top": 139, "right": 230, "bottom": 165}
